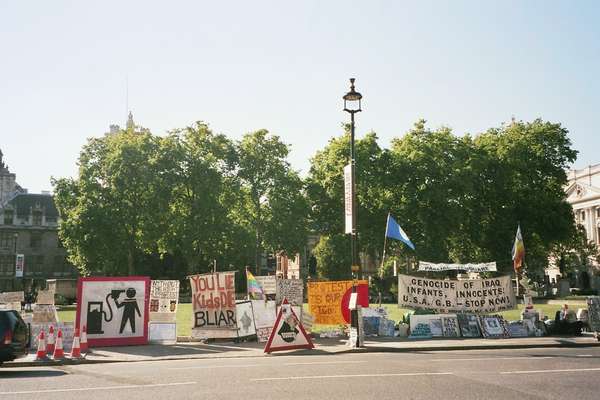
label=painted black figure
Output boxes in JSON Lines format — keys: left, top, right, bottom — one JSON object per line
{"left": 115, "top": 287, "right": 141, "bottom": 334}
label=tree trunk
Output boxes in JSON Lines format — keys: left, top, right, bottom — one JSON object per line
{"left": 128, "top": 248, "right": 135, "bottom": 276}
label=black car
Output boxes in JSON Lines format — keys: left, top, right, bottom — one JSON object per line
{"left": 0, "top": 310, "right": 30, "bottom": 365}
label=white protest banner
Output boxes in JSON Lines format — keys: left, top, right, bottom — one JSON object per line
{"left": 276, "top": 279, "right": 303, "bottom": 306}
{"left": 252, "top": 300, "right": 276, "bottom": 342}
{"left": 0, "top": 291, "right": 24, "bottom": 303}
{"left": 150, "top": 280, "right": 179, "bottom": 323}
{"left": 398, "top": 274, "right": 516, "bottom": 313}
{"left": 418, "top": 261, "right": 497, "bottom": 272}
{"left": 189, "top": 272, "right": 237, "bottom": 339}
{"left": 76, "top": 277, "right": 150, "bottom": 346}
{"left": 344, "top": 163, "right": 353, "bottom": 234}
{"left": 255, "top": 275, "right": 276, "bottom": 296}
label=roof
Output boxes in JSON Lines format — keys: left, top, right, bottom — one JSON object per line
{"left": 6, "top": 193, "right": 59, "bottom": 218}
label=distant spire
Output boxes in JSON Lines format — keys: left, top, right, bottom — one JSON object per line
{"left": 126, "top": 111, "right": 134, "bottom": 130}
{"left": 0, "top": 148, "right": 4, "bottom": 168}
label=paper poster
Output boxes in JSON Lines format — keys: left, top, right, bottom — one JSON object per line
{"left": 442, "top": 316, "right": 460, "bottom": 337}
{"left": 236, "top": 300, "right": 257, "bottom": 338}
{"left": 478, "top": 315, "right": 509, "bottom": 338}
{"left": 307, "top": 280, "right": 369, "bottom": 325}
{"left": 189, "top": 272, "right": 237, "bottom": 339}
{"left": 255, "top": 276, "right": 277, "bottom": 296}
{"left": 76, "top": 276, "right": 150, "bottom": 346}
{"left": 251, "top": 300, "right": 276, "bottom": 342}
{"left": 409, "top": 314, "right": 444, "bottom": 337}
{"left": 276, "top": 279, "right": 303, "bottom": 306}
{"left": 150, "top": 280, "right": 179, "bottom": 323}
{"left": 457, "top": 313, "right": 482, "bottom": 338}
{"left": 398, "top": 274, "right": 516, "bottom": 313}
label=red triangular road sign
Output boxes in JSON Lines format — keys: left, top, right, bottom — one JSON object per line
{"left": 264, "top": 298, "right": 314, "bottom": 353}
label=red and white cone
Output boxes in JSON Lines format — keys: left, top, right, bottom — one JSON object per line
{"left": 80, "top": 325, "right": 88, "bottom": 353}
{"left": 46, "top": 325, "right": 55, "bottom": 355}
{"left": 35, "top": 330, "right": 48, "bottom": 361}
{"left": 70, "top": 328, "right": 82, "bottom": 359}
{"left": 52, "top": 329, "right": 65, "bottom": 360}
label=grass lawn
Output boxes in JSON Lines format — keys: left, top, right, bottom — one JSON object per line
{"left": 57, "top": 302, "right": 586, "bottom": 337}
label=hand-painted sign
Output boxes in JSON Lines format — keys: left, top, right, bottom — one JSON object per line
{"left": 189, "top": 272, "right": 237, "bottom": 339}
{"left": 76, "top": 277, "right": 150, "bottom": 347}
{"left": 0, "top": 291, "right": 24, "bottom": 303}
{"left": 36, "top": 290, "right": 55, "bottom": 305}
{"left": 264, "top": 299, "right": 313, "bottom": 353}
{"left": 149, "top": 280, "right": 179, "bottom": 323}
{"left": 276, "top": 279, "right": 303, "bottom": 306}
{"left": 397, "top": 274, "right": 515, "bottom": 313}
{"left": 307, "top": 280, "right": 369, "bottom": 325}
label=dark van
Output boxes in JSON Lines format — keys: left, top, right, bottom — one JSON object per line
{"left": 0, "top": 310, "right": 30, "bottom": 365}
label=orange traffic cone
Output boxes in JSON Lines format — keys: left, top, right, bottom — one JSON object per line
{"left": 70, "top": 328, "right": 82, "bottom": 359}
{"left": 80, "top": 325, "right": 88, "bottom": 353}
{"left": 35, "top": 330, "right": 48, "bottom": 361}
{"left": 53, "top": 329, "right": 65, "bottom": 360}
{"left": 46, "top": 325, "right": 55, "bottom": 354}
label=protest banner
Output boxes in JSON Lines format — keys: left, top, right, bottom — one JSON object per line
{"left": 397, "top": 274, "right": 516, "bottom": 313}
{"left": 255, "top": 275, "right": 276, "bottom": 296}
{"left": 30, "top": 322, "right": 74, "bottom": 351}
{"left": 149, "top": 280, "right": 179, "bottom": 323}
{"left": 75, "top": 276, "right": 150, "bottom": 346}
{"left": 0, "top": 291, "right": 24, "bottom": 303}
{"left": 236, "top": 300, "right": 257, "bottom": 338}
{"left": 32, "top": 304, "right": 58, "bottom": 323}
{"left": 479, "top": 315, "right": 509, "bottom": 338}
{"left": 307, "top": 280, "right": 369, "bottom": 325}
{"left": 410, "top": 314, "right": 444, "bottom": 337}
{"left": 418, "top": 261, "right": 497, "bottom": 272}
{"left": 189, "top": 271, "right": 237, "bottom": 339}
{"left": 264, "top": 299, "right": 313, "bottom": 353}
{"left": 251, "top": 300, "right": 276, "bottom": 342}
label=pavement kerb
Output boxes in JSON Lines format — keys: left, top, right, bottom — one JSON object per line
{"left": 4, "top": 340, "right": 600, "bottom": 368}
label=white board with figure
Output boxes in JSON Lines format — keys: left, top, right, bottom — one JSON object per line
{"left": 76, "top": 277, "right": 150, "bottom": 346}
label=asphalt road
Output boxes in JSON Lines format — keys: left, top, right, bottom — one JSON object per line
{"left": 2, "top": 346, "right": 600, "bottom": 399}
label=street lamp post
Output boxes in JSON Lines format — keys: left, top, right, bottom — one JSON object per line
{"left": 343, "top": 78, "right": 362, "bottom": 347}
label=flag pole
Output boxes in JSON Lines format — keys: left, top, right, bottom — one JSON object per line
{"left": 245, "top": 266, "right": 249, "bottom": 300}
{"left": 380, "top": 213, "right": 389, "bottom": 277}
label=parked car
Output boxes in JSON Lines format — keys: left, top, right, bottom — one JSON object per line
{"left": 0, "top": 310, "right": 30, "bottom": 366}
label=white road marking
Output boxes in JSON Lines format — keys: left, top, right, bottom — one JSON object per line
{"left": 169, "top": 364, "right": 263, "bottom": 370}
{"left": 430, "top": 356, "right": 552, "bottom": 362}
{"left": 283, "top": 361, "right": 367, "bottom": 366}
{"left": 501, "top": 368, "right": 600, "bottom": 375}
{"left": 0, "top": 381, "right": 197, "bottom": 396}
{"left": 575, "top": 354, "right": 593, "bottom": 357}
{"left": 251, "top": 372, "right": 453, "bottom": 381}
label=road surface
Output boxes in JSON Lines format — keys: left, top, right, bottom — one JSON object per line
{"left": 2, "top": 346, "right": 600, "bottom": 399}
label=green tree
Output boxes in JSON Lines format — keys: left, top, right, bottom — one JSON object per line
{"left": 235, "top": 130, "right": 309, "bottom": 270}
{"left": 312, "top": 234, "right": 352, "bottom": 280}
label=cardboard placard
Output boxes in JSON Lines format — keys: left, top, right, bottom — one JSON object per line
{"left": 255, "top": 276, "right": 277, "bottom": 296}
{"left": 251, "top": 300, "right": 276, "bottom": 343}
{"left": 149, "top": 322, "right": 177, "bottom": 344}
{"left": 76, "top": 276, "right": 150, "bottom": 347}
{"left": 457, "top": 313, "right": 482, "bottom": 338}
{"left": 478, "top": 315, "right": 509, "bottom": 338}
{"left": 0, "top": 291, "right": 24, "bottom": 303}
{"left": 36, "top": 290, "right": 55, "bottom": 305}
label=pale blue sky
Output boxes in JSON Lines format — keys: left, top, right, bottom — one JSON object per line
{"left": 1, "top": 1, "right": 599, "bottom": 193}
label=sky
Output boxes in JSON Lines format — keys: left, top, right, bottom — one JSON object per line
{"left": 1, "top": 1, "right": 599, "bottom": 193}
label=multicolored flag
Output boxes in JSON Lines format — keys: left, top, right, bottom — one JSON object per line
{"left": 246, "top": 269, "right": 265, "bottom": 300}
{"left": 512, "top": 224, "right": 525, "bottom": 273}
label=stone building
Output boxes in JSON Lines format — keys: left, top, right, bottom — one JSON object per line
{"left": 0, "top": 149, "right": 77, "bottom": 292}
{"left": 551, "top": 164, "right": 600, "bottom": 290}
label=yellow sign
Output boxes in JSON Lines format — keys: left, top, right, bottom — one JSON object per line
{"left": 307, "top": 280, "right": 368, "bottom": 325}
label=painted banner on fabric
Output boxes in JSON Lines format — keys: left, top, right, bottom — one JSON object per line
{"left": 397, "top": 274, "right": 515, "bottom": 313}
{"left": 418, "top": 261, "right": 497, "bottom": 272}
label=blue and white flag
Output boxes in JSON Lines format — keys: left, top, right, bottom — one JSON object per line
{"left": 385, "top": 214, "right": 415, "bottom": 250}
